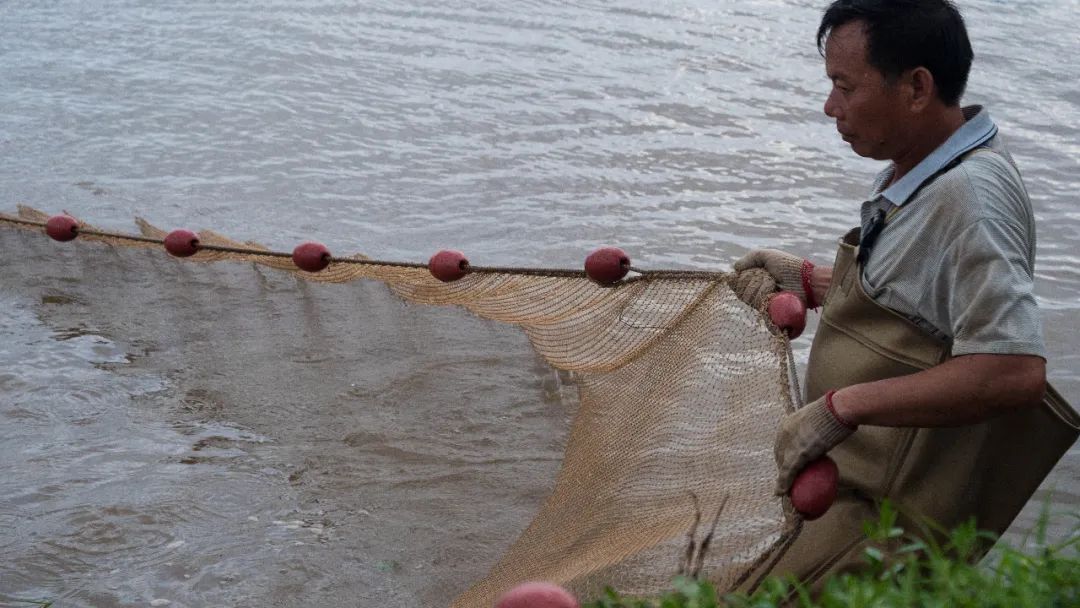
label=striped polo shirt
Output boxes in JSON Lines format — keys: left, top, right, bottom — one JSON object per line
{"left": 858, "top": 105, "right": 1046, "bottom": 358}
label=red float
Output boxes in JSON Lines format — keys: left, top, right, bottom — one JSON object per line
{"left": 164, "top": 229, "right": 200, "bottom": 257}
{"left": 495, "top": 582, "right": 579, "bottom": 608}
{"left": 790, "top": 455, "right": 839, "bottom": 520}
{"left": 292, "top": 241, "right": 331, "bottom": 272}
{"left": 584, "top": 246, "right": 630, "bottom": 285}
{"left": 768, "top": 291, "right": 807, "bottom": 339}
{"left": 428, "top": 249, "right": 470, "bottom": 282}
{"left": 45, "top": 214, "right": 79, "bottom": 242}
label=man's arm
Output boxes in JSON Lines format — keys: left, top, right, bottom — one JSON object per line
{"left": 832, "top": 353, "right": 1046, "bottom": 427}
{"left": 773, "top": 352, "right": 1046, "bottom": 493}
{"left": 810, "top": 265, "right": 832, "bottom": 308}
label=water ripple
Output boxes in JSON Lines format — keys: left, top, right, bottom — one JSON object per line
{"left": 0, "top": 1, "right": 1077, "bottom": 605}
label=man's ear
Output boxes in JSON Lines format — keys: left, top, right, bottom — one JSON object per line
{"left": 908, "top": 66, "right": 936, "bottom": 111}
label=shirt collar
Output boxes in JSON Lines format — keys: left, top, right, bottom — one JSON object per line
{"left": 877, "top": 105, "right": 998, "bottom": 206}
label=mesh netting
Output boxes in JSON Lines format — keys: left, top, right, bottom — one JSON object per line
{"left": 1, "top": 206, "right": 800, "bottom": 606}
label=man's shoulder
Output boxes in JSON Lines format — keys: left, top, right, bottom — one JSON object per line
{"left": 961, "top": 135, "right": 1023, "bottom": 184}
{"left": 927, "top": 139, "right": 1032, "bottom": 228}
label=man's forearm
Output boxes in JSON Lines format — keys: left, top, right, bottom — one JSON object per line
{"left": 831, "top": 353, "right": 1046, "bottom": 427}
{"left": 810, "top": 265, "right": 832, "bottom": 307}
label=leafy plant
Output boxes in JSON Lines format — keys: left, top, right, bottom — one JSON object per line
{"left": 585, "top": 501, "right": 1080, "bottom": 608}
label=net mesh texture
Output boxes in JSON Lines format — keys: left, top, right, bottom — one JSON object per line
{"left": 1, "top": 206, "right": 801, "bottom": 606}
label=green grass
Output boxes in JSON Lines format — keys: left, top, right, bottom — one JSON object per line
{"left": 586, "top": 501, "right": 1080, "bottom": 608}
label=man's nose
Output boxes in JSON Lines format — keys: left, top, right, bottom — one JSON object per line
{"left": 823, "top": 89, "right": 840, "bottom": 119}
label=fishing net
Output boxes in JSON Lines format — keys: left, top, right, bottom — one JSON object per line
{"left": 1, "top": 206, "right": 801, "bottom": 606}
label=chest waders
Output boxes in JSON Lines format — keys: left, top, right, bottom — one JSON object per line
{"left": 751, "top": 227, "right": 1080, "bottom": 591}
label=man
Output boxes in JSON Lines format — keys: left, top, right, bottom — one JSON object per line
{"left": 735, "top": 0, "right": 1079, "bottom": 587}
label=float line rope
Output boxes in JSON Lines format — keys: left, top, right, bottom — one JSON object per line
{"left": 1, "top": 214, "right": 732, "bottom": 282}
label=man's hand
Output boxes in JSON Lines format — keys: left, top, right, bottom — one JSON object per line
{"left": 734, "top": 249, "right": 820, "bottom": 308}
{"left": 774, "top": 390, "right": 856, "bottom": 495}
{"left": 731, "top": 267, "right": 777, "bottom": 310}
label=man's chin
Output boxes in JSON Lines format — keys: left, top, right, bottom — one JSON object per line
{"left": 848, "top": 140, "right": 884, "bottom": 160}
{"left": 841, "top": 135, "right": 863, "bottom": 153}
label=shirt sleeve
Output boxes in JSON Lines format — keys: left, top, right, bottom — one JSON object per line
{"left": 931, "top": 217, "right": 1046, "bottom": 357}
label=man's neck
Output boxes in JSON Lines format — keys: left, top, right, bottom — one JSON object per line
{"left": 888, "top": 106, "right": 967, "bottom": 185}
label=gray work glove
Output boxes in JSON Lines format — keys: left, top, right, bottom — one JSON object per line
{"left": 774, "top": 390, "right": 856, "bottom": 495}
{"left": 734, "top": 249, "right": 817, "bottom": 308}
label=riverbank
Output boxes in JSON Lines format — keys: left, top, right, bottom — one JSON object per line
{"left": 588, "top": 502, "right": 1080, "bottom": 607}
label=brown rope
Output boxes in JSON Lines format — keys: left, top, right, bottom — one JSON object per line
{"left": 1, "top": 216, "right": 47, "bottom": 229}
{"left": 634, "top": 268, "right": 729, "bottom": 280}
{"left": 0, "top": 213, "right": 733, "bottom": 282}
{"left": 80, "top": 228, "right": 171, "bottom": 246}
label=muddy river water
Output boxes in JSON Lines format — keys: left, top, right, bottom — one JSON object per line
{"left": 1, "top": 1, "right": 1077, "bottom": 606}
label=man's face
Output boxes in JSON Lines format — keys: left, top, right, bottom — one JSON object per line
{"left": 823, "top": 21, "right": 908, "bottom": 160}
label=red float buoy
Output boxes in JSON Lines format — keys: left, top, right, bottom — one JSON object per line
{"left": 164, "top": 229, "right": 200, "bottom": 257}
{"left": 429, "top": 249, "right": 470, "bottom": 282}
{"left": 495, "top": 582, "right": 579, "bottom": 608}
{"left": 45, "top": 214, "right": 79, "bottom": 242}
{"left": 584, "top": 246, "right": 630, "bottom": 285}
{"left": 292, "top": 241, "right": 331, "bottom": 272}
{"left": 768, "top": 291, "right": 807, "bottom": 339}
{"left": 790, "top": 455, "right": 839, "bottom": 520}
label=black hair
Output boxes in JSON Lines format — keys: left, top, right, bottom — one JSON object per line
{"left": 817, "top": 0, "right": 973, "bottom": 106}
